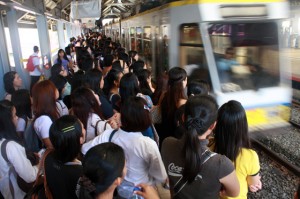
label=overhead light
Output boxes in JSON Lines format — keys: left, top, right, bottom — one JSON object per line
{"left": 46, "top": 15, "right": 58, "bottom": 20}
{"left": 18, "top": 20, "right": 35, "bottom": 25}
{"left": 14, "top": 6, "right": 36, "bottom": 15}
{"left": 45, "top": 12, "right": 53, "bottom": 16}
{"left": 0, "top": 1, "right": 7, "bottom": 5}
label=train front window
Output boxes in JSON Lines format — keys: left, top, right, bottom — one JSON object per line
{"left": 208, "top": 22, "right": 280, "bottom": 92}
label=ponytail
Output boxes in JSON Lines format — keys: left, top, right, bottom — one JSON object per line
{"left": 78, "top": 175, "right": 96, "bottom": 199}
{"left": 181, "top": 95, "right": 218, "bottom": 183}
{"left": 183, "top": 128, "right": 203, "bottom": 183}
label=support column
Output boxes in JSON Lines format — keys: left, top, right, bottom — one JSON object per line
{"left": 76, "top": 25, "right": 81, "bottom": 37}
{"left": 66, "top": 23, "right": 71, "bottom": 42}
{"left": 0, "top": 13, "right": 11, "bottom": 97}
{"left": 36, "top": 15, "right": 51, "bottom": 78}
{"left": 57, "top": 20, "right": 65, "bottom": 49}
{"left": 7, "top": 9, "right": 30, "bottom": 89}
{"left": 72, "top": 24, "right": 76, "bottom": 37}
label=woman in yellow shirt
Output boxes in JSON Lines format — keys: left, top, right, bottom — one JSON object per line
{"left": 213, "top": 100, "right": 262, "bottom": 199}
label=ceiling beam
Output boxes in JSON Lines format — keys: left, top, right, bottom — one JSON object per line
{"left": 106, "top": 3, "right": 135, "bottom": 6}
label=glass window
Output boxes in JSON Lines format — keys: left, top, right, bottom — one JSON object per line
{"left": 144, "top": 27, "right": 151, "bottom": 40}
{"left": 130, "top": 27, "right": 135, "bottom": 38}
{"left": 209, "top": 22, "right": 280, "bottom": 92}
{"left": 136, "top": 27, "right": 142, "bottom": 38}
{"left": 180, "top": 24, "right": 202, "bottom": 45}
{"left": 179, "top": 24, "right": 209, "bottom": 84}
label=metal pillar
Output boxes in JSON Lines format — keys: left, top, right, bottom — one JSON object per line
{"left": 72, "top": 24, "right": 76, "bottom": 37}
{"left": 57, "top": 20, "right": 65, "bottom": 49}
{"left": 66, "top": 23, "right": 71, "bottom": 43}
{"left": 6, "top": 9, "right": 30, "bottom": 89}
{"left": 76, "top": 25, "right": 81, "bottom": 37}
{"left": 0, "top": 13, "right": 11, "bottom": 98}
{"left": 36, "top": 15, "right": 51, "bottom": 79}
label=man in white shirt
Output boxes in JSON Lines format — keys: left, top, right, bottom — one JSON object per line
{"left": 30, "top": 46, "right": 42, "bottom": 92}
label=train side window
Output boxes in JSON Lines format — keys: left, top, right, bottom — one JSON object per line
{"left": 179, "top": 24, "right": 210, "bottom": 87}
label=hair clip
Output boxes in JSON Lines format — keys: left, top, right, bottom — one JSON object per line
{"left": 62, "top": 126, "right": 75, "bottom": 133}
{"left": 144, "top": 105, "right": 150, "bottom": 112}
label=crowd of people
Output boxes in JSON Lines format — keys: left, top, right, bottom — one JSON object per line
{"left": 0, "top": 31, "right": 268, "bottom": 199}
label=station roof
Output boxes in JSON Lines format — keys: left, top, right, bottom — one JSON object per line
{"left": 0, "top": 0, "right": 139, "bottom": 25}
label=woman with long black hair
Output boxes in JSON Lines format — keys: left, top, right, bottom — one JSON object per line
{"left": 160, "top": 67, "right": 187, "bottom": 143}
{"left": 54, "top": 49, "right": 70, "bottom": 71}
{"left": 213, "top": 100, "right": 262, "bottom": 198}
{"left": 161, "top": 95, "right": 240, "bottom": 199}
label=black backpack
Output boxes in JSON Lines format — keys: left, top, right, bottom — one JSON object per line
{"left": 24, "top": 121, "right": 42, "bottom": 153}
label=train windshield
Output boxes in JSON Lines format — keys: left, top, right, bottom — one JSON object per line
{"left": 208, "top": 22, "right": 280, "bottom": 92}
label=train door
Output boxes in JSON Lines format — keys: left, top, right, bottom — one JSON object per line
{"left": 143, "top": 26, "right": 152, "bottom": 73}
{"left": 130, "top": 27, "right": 135, "bottom": 50}
{"left": 121, "top": 28, "right": 125, "bottom": 47}
{"left": 136, "top": 27, "right": 143, "bottom": 54}
{"left": 162, "top": 25, "right": 169, "bottom": 71}
{"left": 125, "top": 28, "right": 130, "bottom": 51}
{"left": 179, "top": 24, "right": 210, "bottom": 86}
{"left": 154, "top": 26, "right": 161, "bottom": 77}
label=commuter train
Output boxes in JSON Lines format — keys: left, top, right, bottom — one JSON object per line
{"left": 104, "top": 0, "right": 292, "bottom": 131}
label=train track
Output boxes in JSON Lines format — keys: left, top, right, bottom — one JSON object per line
{"left": 250, "top": 133, "right": 300, "bottom": 177}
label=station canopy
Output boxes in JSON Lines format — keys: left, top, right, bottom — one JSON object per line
{"left": 0, "top": 0, "right": 138, "bottom": 26}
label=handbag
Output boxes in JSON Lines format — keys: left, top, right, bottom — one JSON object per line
{"left": 25, "top": 149, "right": 53, "bottom": 199}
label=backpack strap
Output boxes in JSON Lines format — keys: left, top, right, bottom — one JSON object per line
{"left": 41, "top": 149, "right": 53, "bottom": 199}
{"left": 1, "top": 140, "right": 15, "bottom": 198}
{"left": 94, "top": 119, "right": 110, "bottom": 137}
{"left": 94, "top": 120, "right": 101, "bottom": 137}
{"left": 103, "top": 121, "right": 108, "bottom": 130}
{"left": 173, "top": 149, "right": 217, "bottom": 196}
{"left": 109, "top": 93, "right": 116, "bottom": 102}
{"left": 108, "top": 129, "right": 118, "bottom": 142}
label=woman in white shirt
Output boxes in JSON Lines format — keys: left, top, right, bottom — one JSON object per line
{"left": 72, "top": 87, "right": 114, "bottom": 143}
{"left": 32, "top": 80, "right": 60, "bottom": 149}
{"left": 82, "top": 96, "right": 167, "bottom": 185}
{"left": 0, "top": 100, "right": 38, "bottom": 199}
